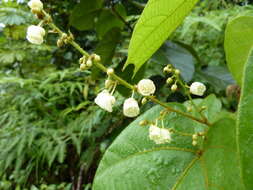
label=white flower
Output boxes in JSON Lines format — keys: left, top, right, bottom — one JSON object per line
{"left": 123, "top": 98, "right": 140, "bottom": 118}
{"left": 149, "top": 125, "right": 171, "bottom": 144}
{"left": 26, "top": 25, "right": 45, "bottom": 45}
{"left": 0, "top": 23, "right": 5, "bottom": 32}
{"left": 190, "top": 82, "right": 206, "bottom": 96}
{"left": 137, "top": 79, "right": 156, "bottom": 96}
{"left": 28, "top": 0, "right": 43, "bottom": 12}
{"left": 95, "top": 90, "right": 116, "bottom": 112}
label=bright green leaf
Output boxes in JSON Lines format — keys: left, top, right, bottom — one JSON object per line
{"left": 236, "top": 50, "right": 253, "bottom": 189}
{"left": 125, "top": 0, "right": 199, "bottom": 75}
{"left": 224, "top": 15, "right": 253, "bottom": 85}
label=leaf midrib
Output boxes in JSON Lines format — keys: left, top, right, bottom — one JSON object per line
{"left": 129, "top": 0, "right": 191, "bottom": 63}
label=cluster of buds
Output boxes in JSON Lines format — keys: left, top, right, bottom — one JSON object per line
{"left": 164, "top": 64, "right": 181, "bottom": 92}
{"left": 95, "top": 77, "right": 156, "bottom": 118}
{"left": 79, "top": 54, "right": 101, "bottom": 71}
{"left": 57, "top": 33, "right": 73, "bottom": 47}
{"left": 149, "top": 124, "right": 172, "bottom": 144}
{"left": 192, "top": 131, "right": 205, "bottom": 146}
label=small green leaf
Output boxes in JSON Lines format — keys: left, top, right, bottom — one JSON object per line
{"left": 225, "top": 15, "right": 253, "bottom": 85}
{"left": 69, "top": 0, "right": 103, "bottom": 31}
{"left": 236, "top": 50, "right": 253, "bottom": 189}
{"left": 125, "top": 0, "right": 199, "bottom": 75}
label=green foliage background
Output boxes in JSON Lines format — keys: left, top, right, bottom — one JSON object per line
{"left": 0, "top": 0, "right": 251, "bottom": 189}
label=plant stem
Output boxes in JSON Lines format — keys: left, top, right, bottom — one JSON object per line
{"left": 45, "top": 12, "right": 211, "bottom": 127}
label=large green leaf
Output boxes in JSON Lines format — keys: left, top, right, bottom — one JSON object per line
{"left": 125, "top": 0, "right": 199, "bottom": 75}
{"left": 224, "top": 15, "right": 253, "bottom": 85}
{"left": 69, "top": 0, "right": 103, "bottom": 31}
{"left": 236, "top": 50, "right": 253, "bottom": 189}
{"left": 93, "top": 101, "right": 243, "bottom": 189}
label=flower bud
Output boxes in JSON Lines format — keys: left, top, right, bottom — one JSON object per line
{"left": 86, "top": 59, "right": 93, "bottom": 67}
{"left": 166, "top": 77, "right": 173, "bottom": 84}
{"left": 107, "top": 68, "right": 114, "bottom": 75}
{"left": 139, "top": 120, "right": 148, "bottom": 126}
{"left": 190, "top": 82, "right": 206, "bottom": 96}
{"left": 123, "top": 98, "right": 140, "bottom": 118}
{"left": 80, "top": 63, "right": 87, "bottom": 71}
{"left": 57, "top": 39, "right": 64, "bottom": 47}
{"left": 105, "top": 79, "right": 114, "bottom": 89}
{"left": 28, "top": 0, "right": 43, "bottom": 13}
{"left": 163, "top": 67, "right": 169, "bottom": 73}
{"left": 137, "top": 79, "right": 156, "bottom": 96}
{"left": 171, "top": 84, "right": 177, "bottom": 92}
{"left": 175, "top": 69, "right": 180, "bottom": 75}
{"left": 149, "top": 125, "right": 171, "bottom": 144}
{"left": 26, "top": 25, "right": 45, "bottom": 45}
{"left": 192, "top": 140, "right": 197, "bottom": 146}
{"left": 95, "top": 90, "right": 116, "bottom": 112}
{"left": 93, "top": 54, "right": 101, "bottom": 62}
{"left": 192, "top": 134, "right": 198, "bottom": 140}
{"left": 141, "top": 97, "right": 148, "bottom": 105}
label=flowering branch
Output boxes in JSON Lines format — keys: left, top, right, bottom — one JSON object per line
{"left": 26, "top": 0, "right": 212, "bottom": 129}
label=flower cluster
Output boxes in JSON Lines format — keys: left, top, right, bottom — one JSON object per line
{"left": 149, "top": 124, "right": 171, "bottom": 144}
{"left": 79, "top": 54, "right": 101, "bottom": 71}
{"left": 25, "top": 0, "right": 210, "bottom": 148}
{"left": 26, "top": 0, "right": 46, "bottom": 45}
{"left": 163, "top": 64, "right": 206, "bottom": 96}
{"left": 95, "top": 78, "right": 156, "bottom": 118}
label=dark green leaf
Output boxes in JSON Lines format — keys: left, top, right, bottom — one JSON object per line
{"left": 151, "top": 41, "right": 196, "bottom": 82}
{"left": 95, "top": 4, "right": 126, "bottom": 39}
{"left": 69, "top": 0, "right": 103, "bottom": 31}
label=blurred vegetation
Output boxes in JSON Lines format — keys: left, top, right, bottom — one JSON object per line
{"left": 0, "top": 0, "right": 251, "bottom": 189}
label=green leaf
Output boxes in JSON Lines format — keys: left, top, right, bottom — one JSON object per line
{"left": 95, "top": 4, "right": 126, "bottom": 39}
{"left": 125, "top": 0, "right": 199, "bottom": 75}
{"left": 93, "top": 104, "right": 243, "bottom": 189}
{"left": 197, "top": 65, "right": 235, "bottom": 92}
{"left": 224, "top": 15, "right": 253, "bottom": 85}
{"left": 69, "top": 0, "right": 103, "bottom": 31}
{"left": 236, "top": 50, "right": 253, "bottom": 189}
{"left": 92, "top": 28, "right": 121, "bottom": 78}
{"left": 95, "top": 28, "right": 121, "bottom": 65}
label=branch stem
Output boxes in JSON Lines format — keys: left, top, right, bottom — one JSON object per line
{"left": 45, "top": 11, "right": 211, "bottom": 127}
